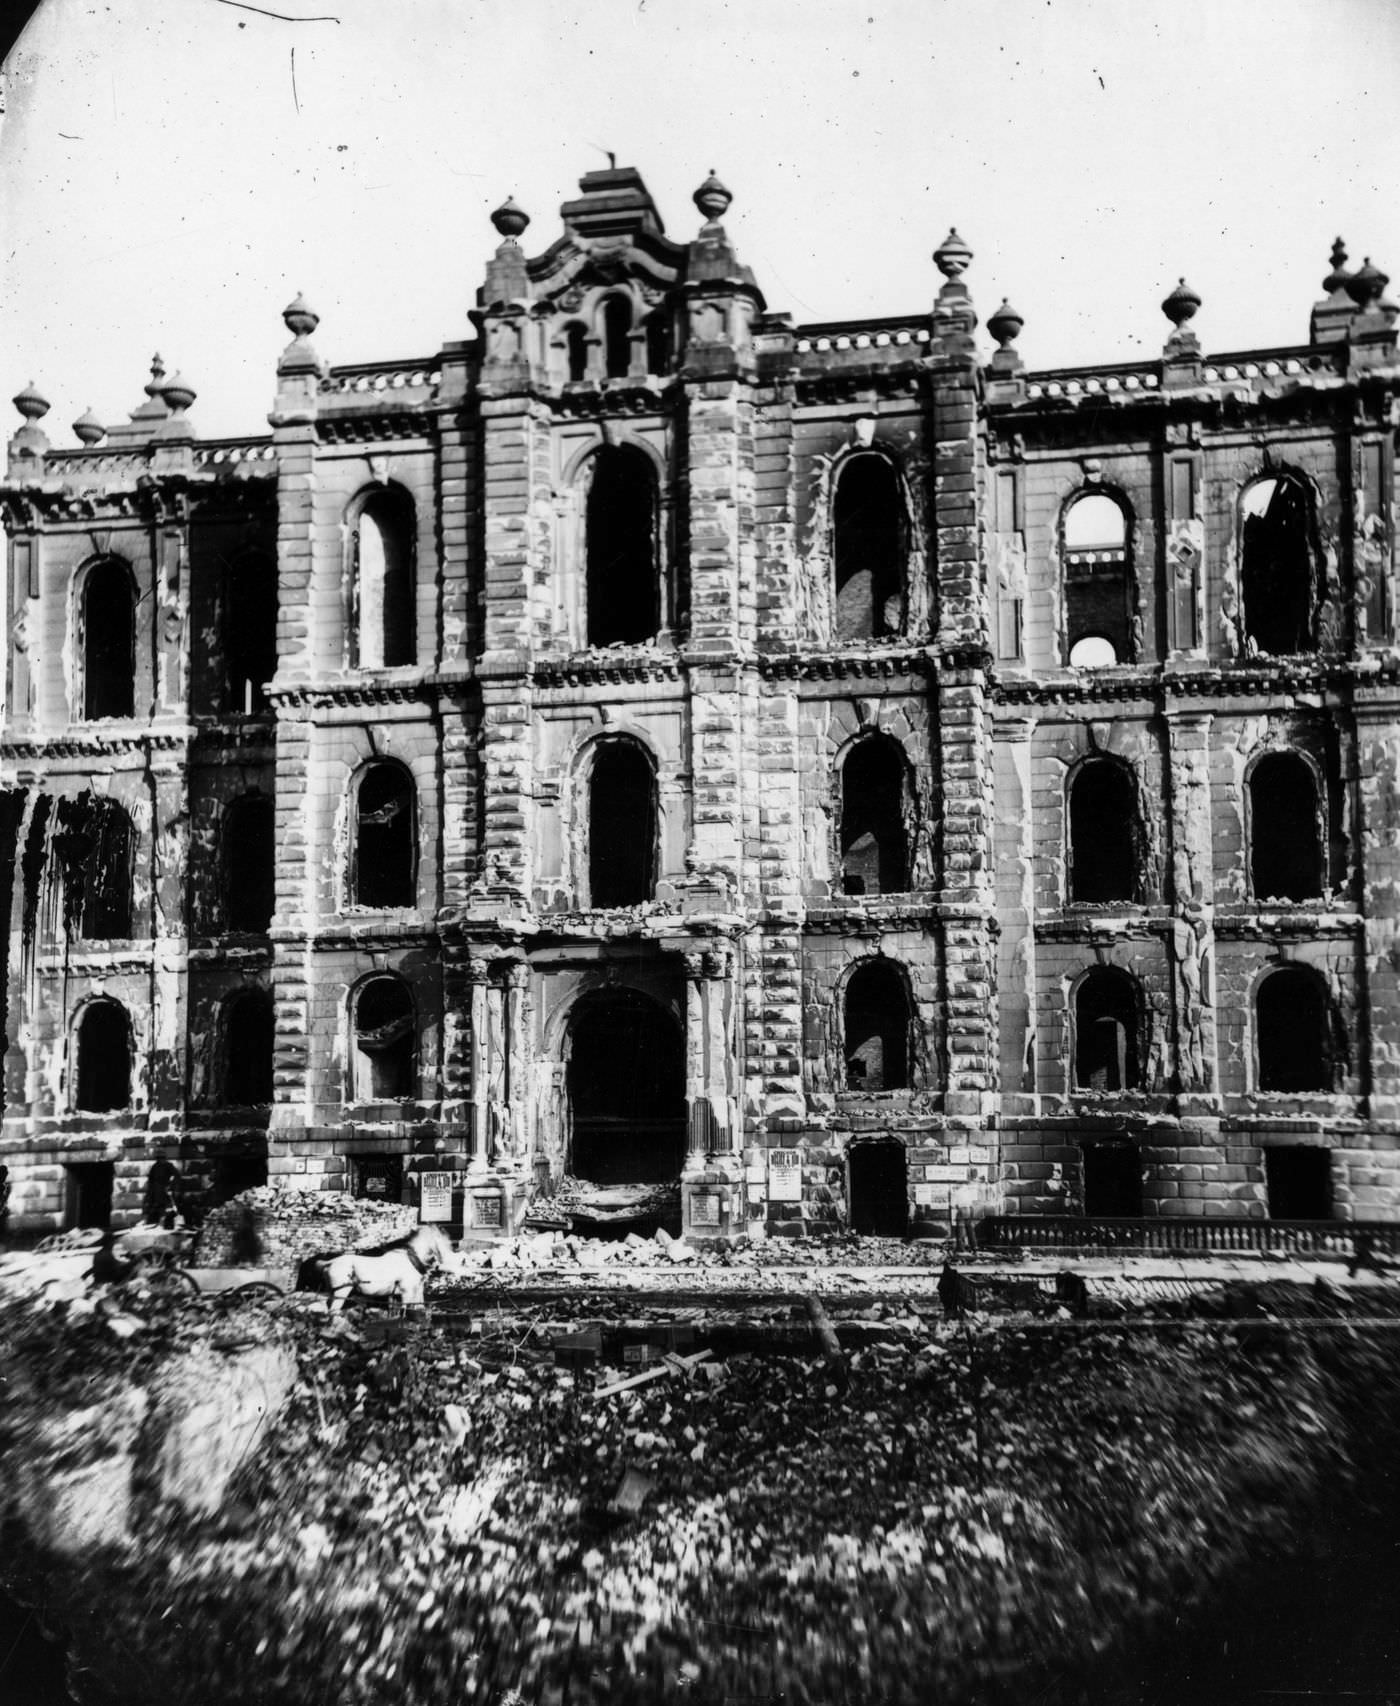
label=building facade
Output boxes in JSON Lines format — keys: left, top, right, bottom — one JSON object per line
{"left": 2, "top": 168, "right": 1398, "bottom": 1240}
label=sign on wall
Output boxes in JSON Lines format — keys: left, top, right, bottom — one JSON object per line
{"left": 419, "top": 1173, "right": 455, "bottom": 1223}
{"left": 768, "top": 1149, "right": 803, "bottom": 1203}
{"left": 691, "top": 1193, "right": 721, "bottom": 1226}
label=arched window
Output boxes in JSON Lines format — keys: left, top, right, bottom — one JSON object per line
{"left": 1240, "top": 475, "right": 1317, "bottom": 656}
{"left": 54, "top": 794, "right": 134, "bottom": 939}
{"left": 1063, "top": 492, "right": 1134, "bottom": 666}
{"left": 81, "top": 558, "right": 136, "bottom": 720}
{"left": 586, "top": 446, "right": 659, "bottom": 647}
{"left": 1068, "top": 758, "right": 1140, "bottom": 904}
{"left": 75, "top": 999, "right": 132, "bottom": 1112}
{"left": 839, "top": 735, "right": 910, "bottom": 896}
{"left": 1074, "top": 968, "right": 1140, "bottom": 1092}
{"left": 844, "top": 960, "right": 911, "bottom": 1091}
{"left": 602, "top": 296, "right": 633, "bottom": 379}
{"left": 588, "top": 740, "right": 657, "bottom": 907}
{"left": 351, "top": 975, "right": 415, "bottom": 1102}
{"left": 223, "top": 989, "right": 274, "bottom": 1106}
{"left": 564, "top": 323, "right": 589, "bottom": 383}
{"left": 353, "top": 761, "right": 416, "bottom": 909}
{"left": 352, "top": 487, "right": 416, "bottom": 669}
{"left": 222, "top": 794, "right": 276, "bottom": 933}
{"left": 225, "top": 549, "right": 278, "bottom": 713}
{"left": 1257, "top": 966, "right": 1338, "bottom": 1092}
{"left": 1249, "top": 753, "right": 1322, "bottom": 902}
{"left": 833, "top": 455, "right": 903, "bottom": 641}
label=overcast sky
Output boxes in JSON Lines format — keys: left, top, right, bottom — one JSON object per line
{"left": 3, "top": 0, "right": 1399, "bottom": 441}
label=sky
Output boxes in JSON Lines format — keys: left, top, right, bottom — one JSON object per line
{"left": 2, "top": 0, "right": 1399, "bottom": 442}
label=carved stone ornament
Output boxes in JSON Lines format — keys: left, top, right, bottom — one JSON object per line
{"left": 852, "top": 416, "right": 877, "bottom": 449}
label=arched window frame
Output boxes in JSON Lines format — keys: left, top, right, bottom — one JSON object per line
{"left": 75, "top": 555, "right": 138, "bottom": 722}
{"left": 1243, "top": 745, "right": 1327, "bottom": 904}
{"left": 579, "top": 732, "right": 660, "bottom": 909}
{"left": 828, "top": 449, "right": 910, "bottom": 643}
{"left": 600, "top": 292, "right": 635, "bottom": 380}
{"left": 834, "top": 729, "right": 919, "bottom": 897}
{"left": 838, "top": 955, "right": 921, "bottom": 1094}
{"left": 1068, "top": 965, "right": 1145, "bottom": 1094}
{"left": 344, "top": 483, "right": 417, "bottom": 671}
{"left": 54, "top": 793, "right": 137, "bottom": 941}
{"left": 348, "top": 972, "right": 417, "bottom": 1105}
{"left": 1252, "top": 962, "right": 1347, "bottom": 1095}
{"left": 1064, "top": 752, "right": 1146, "bottom": 906}
{"left": 218, "top": 985, "right": 275, "bottom": 1108}
{"left": 71, "top": 995, "right": 134, "bottom": 1113}
{"left": 348, "top": 758, "right": 419, "bottom": 911}
{"left": 1059, "top": 486, "right": 1137, "bottom": 667}
{"left": 1236, "top": 468, "right": 1322, "bottom": 658}
{"left": 576, "top": 439, "right": 668, "bottom": 648}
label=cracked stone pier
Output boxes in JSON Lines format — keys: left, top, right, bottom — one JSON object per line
{"left": 1, "top": 171, "right": 1399, "bottom": 1245}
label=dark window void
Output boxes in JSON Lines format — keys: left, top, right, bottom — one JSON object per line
{"left": 65, "top": 1161, "right": 114, "bottom": 1230}
{"left": 82, "top": 559, "right": 135, "bottom": 720}
{"left": 352, "top": 977, "right": 415, "bottom": 1101}
{"left": 1063, "top": 493, "right": 1134, "bottom": 665}
{"left": 354, "top": 490, "right": 415, "bottom": 669}
{"left": 54, "top": 794, "right": 134, "bottom": 938}
{"left": 568, "top": 989, "right": 685, "bottom": 1184}
{"left": 833, "top": 456, "right": 903, "bottom": 641}
{"left": 1258, "top": 967, "right": 1338, "bottom": 1092}
{"left": 1074, "top": 970, "right": 1140, "bottom": 1092}
{"left": 645, "top": 312, "right": 670, "bottom": 377}
{"left": 76, "top": 1001, "right": 131, "bottom": 1112}
{"left": 1250, "top": 753, "right": 1323, "bottom": 902}
{"left": 142, "top": 1160, "right": 181, "bottom": 1225}
{"left": 226, "top": 550, "right": 277, "bottom": 713}
{"left": 222, "top": 794, "right": 276, "bottom": 933}
{"left": 354, "top": 1153, "right": 404, "bottom": 1202}
{"left": 1081, "top": 1140, "right": 1143, "bottom": 1216}
{"left": 840, "top": 736, "right": 910, "bottom": 895}
{"left": 586, "top": 447, "right": 659, "bottom": 646}
{"left": 849, "top": 1141, "right": 909, "bottom": 1236}
{"left": 224, "top": 990, "right": 274, "bottom": 1106}
{"left": 844, "top": 960, "right": 911, "bottom": 1091}
{"left": 603, "top": 296, "right": 633, "bottom": 379}
{"left": 1265, "top": 1145, "right": 1333, "bottom": 1219}
{"left": 565, "top": 324, "right": 589, "bottom": 382}
{"left": 589, "top": 741, "right": 656, "bottom": 907}
{"left": 1241, "top": 476, "right": 1317, "bottom": 656}
{"left": 1069, "top": 759, "right": 1140, "bottom": 904}
{"left": 212, "top": 1154, "right": 268, "bottom": 1206}
{"left": 355, "top": 762, "right": 416, "bottom": 908}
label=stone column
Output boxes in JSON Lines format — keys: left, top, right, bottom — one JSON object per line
{"left": 681, "top": 940, "right": 745, "bottom": 1240}
{"left": 464, "top": 955, "right": 491, "bottom": 1171}
{"left": 993, "top": 716, "right": 1037, "bottom": 1108}
{"left": 1164, "top": 707, "right": 1219, "bottom": 1106}
{"left": 1356, "top": 700, "right": 1400, "bottom": 1123}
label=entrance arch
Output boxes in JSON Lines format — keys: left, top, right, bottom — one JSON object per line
{"left": 848, "top": 1139, "right": 908, "bottom": 1236}
{"left": 567, "top": 988, "right": 685, "bottom": 1184}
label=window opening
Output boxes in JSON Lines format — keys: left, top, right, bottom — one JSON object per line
{"left": 82, "top": 559, "right": 135, "bottom": 719}
{"left": 224, "top": 989, "right": 274, "bottom": 1106}
{"left": 565, "top": 324, "right": 589, "bottom": 382}
{"left": 1249, "top": 753, "right": 1322, "bottom": 902}
{"left": 1264, "top": 1146, "right": 1333, "bottom": 1219}
{"left": 645, "top": 312, "right": 669, "bottom": 377}
{"left": 354, "top": 762, "right": 416, "bottom": 908}
{"left": 1074, "top": 970, "right": 1140, "bottom": 1092}
{"left": 64, "top": 1161, "right": 114, "bottom": 1230}
{"left": 1063, "top": 493, "right": 1134, "bottom": 665}
{"left": 1257, "top": 967, "right": 1334, "bottom": 1092}
{"left": 352, "top": 977, "right": 415, "bottom": 1101}
{"left": 1081, "top": 1139, "right": 1143, "bottom": 1216}
{"left": 603, "top": 296, "right": 633, "bottom": 379}
{"left": 212, "top": 1155, "right": 268, "bottom": 1206}
{"left": 588, "top": 741, "right": 656, "bottom": 908}
{"left": 833, "top": 456, "right": 903, "bottom": 641}
{"left": 142, "top": 1160, "right": 182, "bottom": 1226}
{"left": 844, "top": 960, "right": 911, "bottom": 1091}
{"left": 1069, "top": 759, "right": 1139, "bottom": 904}
{"left": 839, "top": 736, "right": 910, "bottom": 895}
{"left": 222, "top": 794, "right": 276, "bottom": 933}
{"left": 54, "top": 794, "right": 134, "bottom": 939}
{"left": 1241, "top": 476, "right": 1316, "bottom": 656}
{"left": 568, "top": 989, "right": 685, "bottom": 1184}
{"left": 848, "top": 1140, "right": 909, "bottom": 1236}
{"left": 586, "top": 446, "right": 659, "bottom": 646}
{"left": 226, "top": 550, "right": 277, "bottom": 713}
{"left": 353, "top": 1154, "right": 405, "bottom": 1202}
{"left": 355, "top": 490, "right": 415, "bottom": 669}
{"left": 76, "top": 1001, "right": 132, "bottom": 1112}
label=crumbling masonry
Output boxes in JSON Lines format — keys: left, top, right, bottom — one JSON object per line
{"left": 3, "top": 169, "right": 1399, "bottom": 1239}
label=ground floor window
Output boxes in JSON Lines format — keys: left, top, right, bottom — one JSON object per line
{"left": 847, "top": 1140, "right": 908, "bottom": 1236}
{"left": 352, "top": 1153, "right": 404, "bottom": 1203}
{"left": 1265, "top": 1145, "right": 1332, "bottom": 1220}
{"left": 65, "top": 1161, "right": 114, "bottom": 1230}
{"left": 1081, "top": 1138, "right": 1143, "bottom": 1217}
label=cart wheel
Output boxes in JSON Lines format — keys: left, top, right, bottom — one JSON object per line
{"left": 132, "top": 1253, "right": 200, "bottom": 1296}
{"left": 221, "top": 1280, "right": 286, "bottom": 1308}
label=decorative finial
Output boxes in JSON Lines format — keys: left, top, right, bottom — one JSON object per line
{"left": 1161, "top": 277, "right": 1202, "bottom": 328}
{"left": 693, "top": 170, "right": 732, "bottom": 223}
{"left": 282, "top": 293, "right": 319, "bottom": 339}
{"left": 986, "top": 299, "right": 1024, "bottom": 351}
{"left": 1346, "top": 257, "right": 1389, "bottom": 309}
{"left": 72, "top": 407, "right": 105, "bottom": 445}
{"left": 12, "top": 381, "right": 49, "bottom": 423}
{"left": 144, "top": 354, "right": 167, "bottom": 398}
{"left": 490, "top": 197, "right": 530, "bottom": 240}
{"left": 159, "top": 371, "right": 196, "bottom": 414}
{"left": 933, "top": 228, "right": 973, "bottom": 282}
{"left": 1323, "top": 237, "right": 1351, "bottom": 296}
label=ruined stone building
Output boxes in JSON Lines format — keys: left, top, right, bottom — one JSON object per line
{"left": 2, "top": 167, "right": 1399, "bottom": 1240}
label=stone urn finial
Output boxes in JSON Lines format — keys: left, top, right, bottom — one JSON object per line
{"left": 282, "top": 293, "right": 319, "bottom": 339}
{"left": 1346, "top": 257, "right": 1389, "bottom": 309}
{"left": 144, "top": 354, "right": 167, "bottom": 399}
{"left": 1323, "top": 237, "right": 1351, "bottom": 296}
{"left": 72, "top": 407, "right": 105, "bottom": 445}
{"left": 490, "top": 197, "right": 530, "bottom": 240}
{"left": 159, "top": 371, "right": 196, "bottom": 414}
{"left": 12, "top": 380, "right": 49, "bottom": 423}
{"left": 693, "top": 170, "right": 732, "bottom": 224}
{"left": 1162, "top": 277, "right": 1202, "bottom": 328}
{"left": 933, "top": 228, "right": 973, "bottom": 282}
{"left": 987, "top": 299, "right": 1024, "bottom": 352}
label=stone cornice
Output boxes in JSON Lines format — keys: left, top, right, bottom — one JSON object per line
{"left": 759, "top": 647, "right": 936, "bottom": 682}
{"left": 0, "top": 729, "right": 190, "bottom": 761}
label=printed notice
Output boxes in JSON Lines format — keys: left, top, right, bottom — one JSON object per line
{"left": 419, "top": 1173, "right": 455, "bottom": 1222}
{"left": 768, "top": 1148, "right": 803, "bottom": 1203}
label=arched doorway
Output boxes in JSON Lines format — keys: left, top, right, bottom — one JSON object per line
{"left": 567, "top": 988, "right": 685, "bottom": 1184}
{"left": 848, "top": 1140, "right": 908, "bottom": 1236}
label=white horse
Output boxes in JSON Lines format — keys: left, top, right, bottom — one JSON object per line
{"left": 312, "top": 1225, "right": 452, "bottom": 1314}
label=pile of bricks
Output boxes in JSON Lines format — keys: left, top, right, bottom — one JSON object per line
{"left": 192, "top": 1188, "right": 418, "bottom": 1271}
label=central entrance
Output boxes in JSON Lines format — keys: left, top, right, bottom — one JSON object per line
{"left": 567, "top": 988, "right": 685, "bottom": 1184}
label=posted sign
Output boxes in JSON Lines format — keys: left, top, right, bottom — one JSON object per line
{"left": 419, "top": 1173, "right": 455, "bottom": 1223}
{"left": 768, "top": 1149, "right": 803, "bottom": 1203}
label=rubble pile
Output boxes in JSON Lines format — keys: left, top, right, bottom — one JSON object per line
{"left": 192, "top": 1188, "right": 418, "bottom": 1271}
